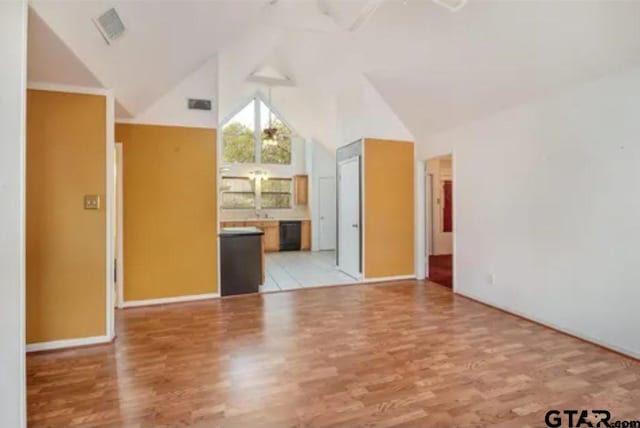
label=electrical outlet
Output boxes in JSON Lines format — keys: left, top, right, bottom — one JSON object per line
{"left": 487, "top": 273, "right": 495, "bottom": 285}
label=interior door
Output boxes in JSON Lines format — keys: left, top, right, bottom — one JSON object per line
{"left": 319, "top": 177, "right": 336, "bottom": 251}
{"left": 338, "top": 158, "right": 361, "bottom": 278}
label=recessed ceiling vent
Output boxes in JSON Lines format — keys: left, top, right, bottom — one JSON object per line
{"left": 93, "top": 8, "right": 126, "bottom": 44}
{"left": 188, "top": 99, "right": 213, "bottom": 111}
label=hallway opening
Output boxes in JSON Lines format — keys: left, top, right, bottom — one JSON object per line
{"left": 426, "top": 154, "right": 453, "bottom": 288}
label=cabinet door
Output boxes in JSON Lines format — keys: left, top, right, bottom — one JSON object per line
{"left": 264, "top": 226, "right": 280, "bottom": 252}
{"left": 294, "top": 175, "right": 309, "bottom": 206}
{"left": 301, "top": 220, "right": 311, "bottom": 251}
{"left": 221, "top": 221, "right": 246, "bottom": 228}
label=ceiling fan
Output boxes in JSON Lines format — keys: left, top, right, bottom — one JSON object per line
{"left": 264, "top": 0, "right": 467, "bottom": 35}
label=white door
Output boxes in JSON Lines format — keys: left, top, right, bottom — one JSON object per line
{"left": 338, "top": 158, "right": 361, "bottom": 278}
{"left": 318, "top": 177, "right": 336, "bottom": 251}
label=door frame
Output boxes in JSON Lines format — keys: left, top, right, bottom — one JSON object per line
{"left": 337, "top": 156, "right": 362, "bottom": 279}
{"left": 424, "top": 153, "right": 455, "bottom": 292}
{"left": 115, "top": 143, "right": 124, "bottom": 308}
{"left": 25, "top": 81, "right": 116, "bottom": 349}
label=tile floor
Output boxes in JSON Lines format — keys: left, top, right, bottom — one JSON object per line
{"left": 261, "top": 250, "right": 358, "bottom": 291}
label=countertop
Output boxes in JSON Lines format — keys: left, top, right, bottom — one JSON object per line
{"left": 219, "top": 227, "right": 265, "bottom": 237}
{"left": 220, "top": 218, "right": 311, "bottom": 222}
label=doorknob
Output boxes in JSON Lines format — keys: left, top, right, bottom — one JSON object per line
{"left": 352, "top": 224, "right": 358, "bottom": 228}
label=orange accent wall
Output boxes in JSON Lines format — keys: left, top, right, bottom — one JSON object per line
{"left": 364, "top": 138, "right": 415, "bottom": 279}
{"left": 26, "top": 89, "right": 107, "bottom": 343}
{"left": 115, "top": 124, "right": 218, "bottom": 301}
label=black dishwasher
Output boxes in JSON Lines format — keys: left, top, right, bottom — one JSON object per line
{"left": 220, "top": 227, "right": 264, "bottom": 296}
{"left": 279, "top": 221, "right": 301, "bottom": 251}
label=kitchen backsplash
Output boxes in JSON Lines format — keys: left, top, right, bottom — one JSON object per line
{"left": 220, "top": 206, "right": 311, "bottom": 221}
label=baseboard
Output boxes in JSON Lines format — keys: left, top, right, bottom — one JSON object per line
{"left": 121, "top": 293, "right": 219, "bottom": 308}
{"left": 362, "top": 274, "right": 416, "bottom": 283}
{"left": 454, "top": 290, "right": 640, "bottom": 361}
{"left": 26, "top": 335, "right": 113, "bottom": 353}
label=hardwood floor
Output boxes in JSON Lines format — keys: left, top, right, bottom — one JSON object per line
{"left": 28, "top": 281, "right": 640, "bottom": 427}
{"left": 428, "top": 255, "right": 453, "bottom": 288}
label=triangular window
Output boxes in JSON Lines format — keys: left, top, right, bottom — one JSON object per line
{"left": 222, "top": 95, "right": 292, "bottom": 165}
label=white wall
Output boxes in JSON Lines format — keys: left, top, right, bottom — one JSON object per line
{"left": 336, "top": 74, "right": 414, "bottom": 146}
{"left": 217, "top": 25, "right": 338, "bottom": 151}
{"left": 118, "top": 57, "right": 218, "bottom": 128}
{"left": 0, "top": 1, "right": 27, "bottom": 427}
{"left": 418, "top": 65, "right": 640, "bottom": 358}
{"left": 307, "top": 140, "right": 337, "bottom": 251}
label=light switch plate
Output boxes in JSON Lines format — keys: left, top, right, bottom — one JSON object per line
{"left": 84, "top": 195, "right": 100, "bottom": 210}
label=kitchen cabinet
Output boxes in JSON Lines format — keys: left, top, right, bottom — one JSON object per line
{"left": 294, "top": 174, "right": 309, "bottom": 206}
{"left": 221, "top": 221, "right": 279, "bottom": 251}
{"left": 221, "top": 220, "right": 312, "bottom": 252}
{"left": 221, "top": 221, "right": 246, "bottom": 228}
{"left": 301, "top": 220, "right": 311, "bottom": 251}
{"left": 261, "top": 223, "right": 280, "bottom": 252}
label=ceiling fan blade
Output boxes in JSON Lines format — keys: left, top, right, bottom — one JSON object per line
{"left": 348, "top": 0, "right": 385, "bottom": 32}
{"left": 432, "top": 0, "right": 467, "bottom": 12}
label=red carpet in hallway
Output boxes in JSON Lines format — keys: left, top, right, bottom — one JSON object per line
{"left": 429, "top": 255, "right": 453, "bottom": 288}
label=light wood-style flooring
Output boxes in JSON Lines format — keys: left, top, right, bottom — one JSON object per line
{"left": 28, "top": 281, "right": 640, "bottom": 427}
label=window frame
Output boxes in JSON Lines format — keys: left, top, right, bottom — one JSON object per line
{"left": 260, "top": 177, "right": 293, "bottom": 210}
{"left": 220, "top": 176, "right": 257, "bottom": 210}
{"left": 220, "top": 176, "right": 293, "bottom": 210}
{"left": 221, "top": 93, "right": 296, "bottom": 165}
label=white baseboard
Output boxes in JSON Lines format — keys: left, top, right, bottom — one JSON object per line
{"left": 455, "top": 290, "right": 640, "bottom": 361}
{"left": 121, "top": 293, "right": 219, "bottom": 308}
{"left": 26, "top": 335, "right": 113, "bottom": 353}
{"left": 362, "top": 274, "right": 416, "bottom": 283}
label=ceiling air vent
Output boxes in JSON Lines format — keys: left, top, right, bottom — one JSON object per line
{"left": 93, "top": 8, "right": 126, "bottom": 44}
{"left": 188, "top": 99, "right": 212, "bottom": 111}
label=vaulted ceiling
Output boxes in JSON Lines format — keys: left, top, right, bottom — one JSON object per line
{"left": 28, "top": 0, "right": 640, "bottom": 140}
{"left": 357, "top": 0, "right": 640, "bottom": 138}
{"left": 30, "top": 0, "right": 266, "bottom": 117}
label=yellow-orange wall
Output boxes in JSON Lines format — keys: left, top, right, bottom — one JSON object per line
{"left": 364, "top": 138, "right": 415, "bottom": 279}
{"left": 115, "top": 124, "right": 218, "bottom": 301}
{"left": 26, "top": 89, "right": 107, "bottom": 343}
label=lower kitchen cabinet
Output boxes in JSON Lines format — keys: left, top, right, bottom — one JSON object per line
{"left": 262, "top": 224, "right": 280, "bottom": 252}
{"left": 301, "top": 220, "right": 311, "bottom": 251}
{"left": 221, "top": 220, "right": 311, "bottom": 252}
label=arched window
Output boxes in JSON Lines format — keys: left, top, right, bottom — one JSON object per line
{"left": 222, "top": 95, "right": 292, "bottom": 165}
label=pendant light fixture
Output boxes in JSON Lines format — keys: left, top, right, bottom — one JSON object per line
{"left": 262, "top": 87, "right": 278, "bottom": 147}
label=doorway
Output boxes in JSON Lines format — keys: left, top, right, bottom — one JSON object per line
{"left": 338, "top": 157, "right": 361, "bottom": 279}
{"left": 426, "top": 155, "right": 453, "bottom": 288}
{"left": 318, "top": 176, "right": 336, "bottom": 251}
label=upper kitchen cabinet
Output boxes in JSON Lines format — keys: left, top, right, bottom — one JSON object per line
{"left": 294, "top": 174, "right": 309, "bottom": 205}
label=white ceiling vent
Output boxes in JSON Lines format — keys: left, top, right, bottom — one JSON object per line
{"left": 93, "top": 8, "right": 126, "bottom": 44}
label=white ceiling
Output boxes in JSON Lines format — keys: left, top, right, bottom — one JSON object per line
{"left": 30, "top": 0, "right": 265, "bottom": 117}
{"left": 28, "top": 0, "right": 640, "bottom": 138}
{"left": 356, "top": 0, "right": 640, "bottom": 137}
{"left": 28, "top": 10, "right": 101, "bottom": 88}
